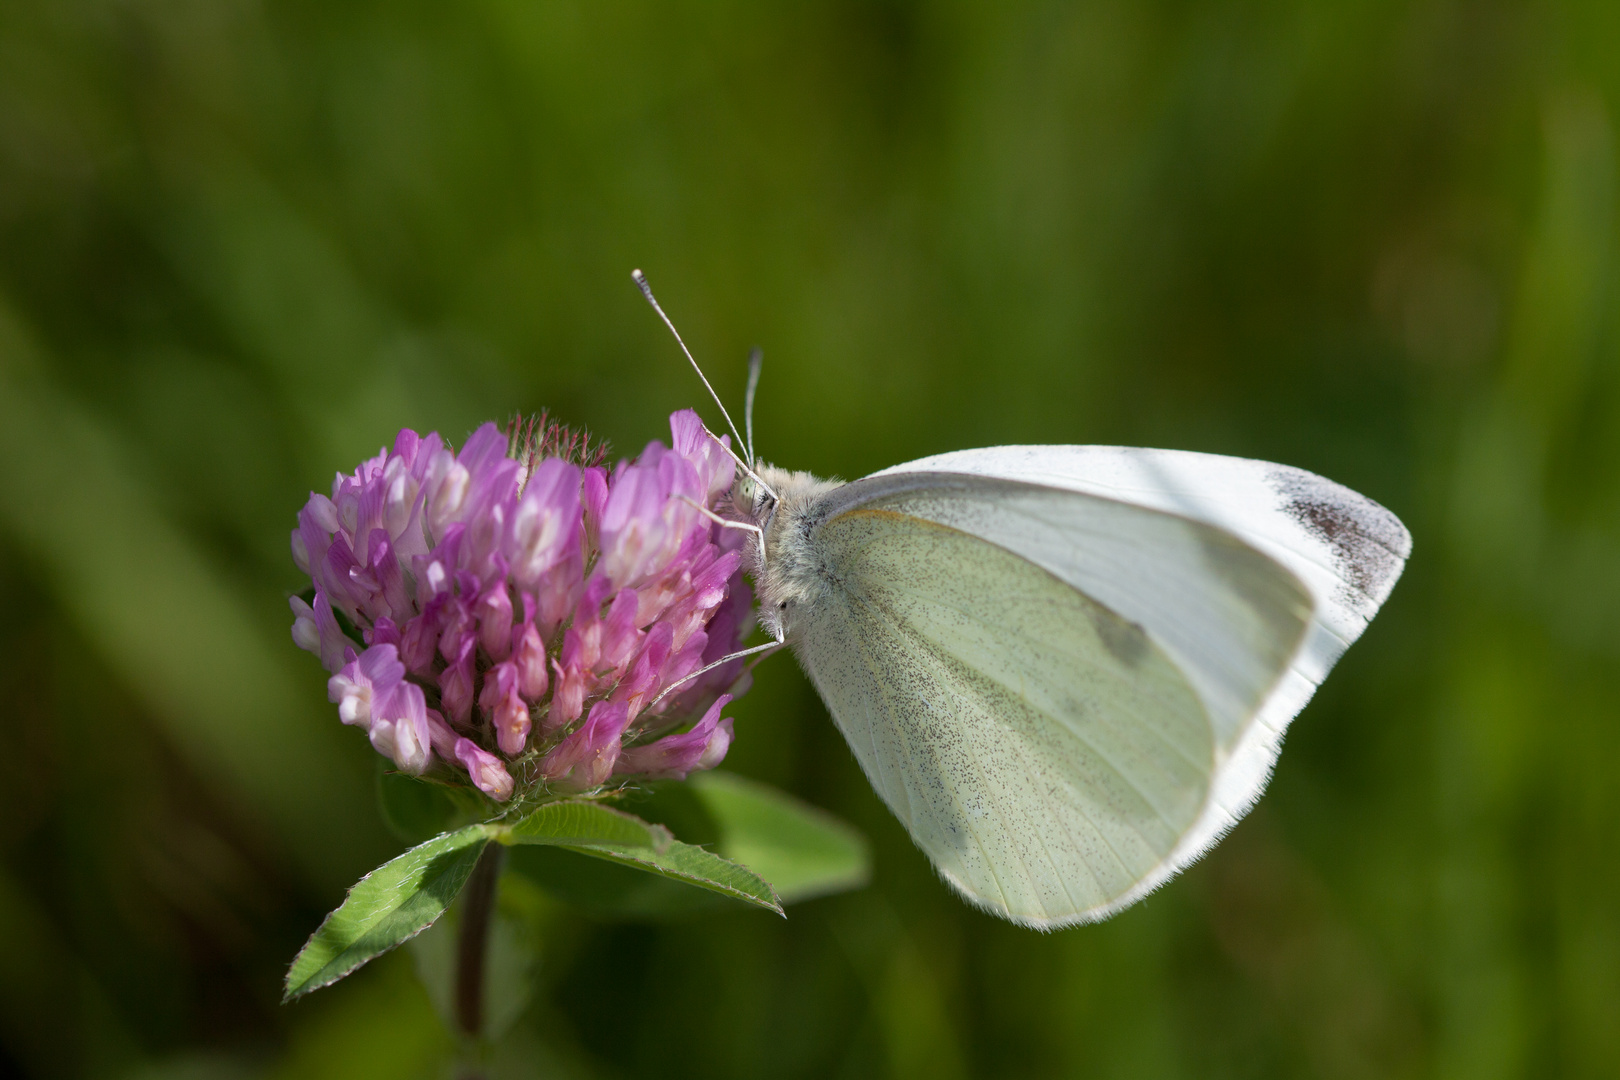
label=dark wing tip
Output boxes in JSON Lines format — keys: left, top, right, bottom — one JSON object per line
{"left": 1266, "top": 466, "right": 1411, "bottom": 607}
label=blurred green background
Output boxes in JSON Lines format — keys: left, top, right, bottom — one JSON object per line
{"left": 1, "top": 0, "right": 1617, "bottom": 1077}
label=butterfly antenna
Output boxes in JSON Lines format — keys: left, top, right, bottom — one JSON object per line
{"left": 631, "top": 269, "right": 751, "bottom": 464}
{"left": 744, "top": 347, "right": 763, "bottom": 464}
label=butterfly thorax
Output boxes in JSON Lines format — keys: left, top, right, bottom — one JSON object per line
{"left": 737, "top": 464, "right": 844, "bottom": 643}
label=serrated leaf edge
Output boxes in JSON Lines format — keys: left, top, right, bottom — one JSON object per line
{"left": 282, "top": 827, "right": 489, "bottom": 1002}
{"left": 492, "top": 801, "right": 783, "bottom": 916}
{"left": 563, "top": 843, "right": 785, "bottom": 916}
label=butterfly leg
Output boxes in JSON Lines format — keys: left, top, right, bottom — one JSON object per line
{"left": 679, "top": 494, "right": 770, "bottom": 566}
{"left": 643, "top": 638, "right": 786, "bottom": 713}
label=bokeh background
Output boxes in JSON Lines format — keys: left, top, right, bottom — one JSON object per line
{"left": 2, "top": 0, "right": 1618, "bottom": 1077}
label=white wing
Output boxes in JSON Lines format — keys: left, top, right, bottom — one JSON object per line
{"left": 793, "top": 508, "right": 1228, "bottom": 927}
{"left": 869, "top": 446, "right": 1410, "bottom": 670}
{"left": 810, "top": 446, "right": 1410, "bottom": 918}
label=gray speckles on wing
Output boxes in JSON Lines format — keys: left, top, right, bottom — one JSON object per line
{"left": 823, "top": 476, "right": 1314, "bottom": 753}
{"left": 793, "top": 509, "right": 1213, "bottom": 927}
{"left": 839, "top": 448, "right": 1409, "bottom": 920}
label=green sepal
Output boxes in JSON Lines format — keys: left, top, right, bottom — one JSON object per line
{"left": 283, "top": 825, "right": 490, "bottom": 1001}
{"left": 490, "top": 799, "right": 783, "bottom": 916}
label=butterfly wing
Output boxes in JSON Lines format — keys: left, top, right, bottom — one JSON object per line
{"left": 798, "top": 449, "right": 1408, "bottom": 925}
{"left": 793, "top": 508, "right": 1222, "bottom": 926}
{"left": 867, "top": 446, "right": 1411, "bottom": 675}
{"left": 859, "top": 447, "right": 1411, "bottom": 877}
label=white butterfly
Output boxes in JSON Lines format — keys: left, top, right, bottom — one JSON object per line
{"left": 634, "top": 271, "right": 1411, "bottom": 930}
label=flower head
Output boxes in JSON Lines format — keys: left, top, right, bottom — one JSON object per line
{"left": 290, "top": 412, "right": 750, "bottom": 802}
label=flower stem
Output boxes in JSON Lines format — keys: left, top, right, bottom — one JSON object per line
{"left": 455, "top": 842, "right": 506, "bottom": 1040}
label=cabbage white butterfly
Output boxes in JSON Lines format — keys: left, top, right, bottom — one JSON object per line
{"left": 633, "top": 271, "right": 1410, "bottom": 929}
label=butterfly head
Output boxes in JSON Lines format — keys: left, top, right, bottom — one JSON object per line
{"left": 731, "top": 469, "right": 776, "bottom": 526}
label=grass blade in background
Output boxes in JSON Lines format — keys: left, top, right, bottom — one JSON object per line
{"left": 0, "top": 303, "right": 387, "bottom": 886}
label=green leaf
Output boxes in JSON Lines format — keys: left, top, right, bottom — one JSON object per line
{"left": 492, "top": 800, "right": 783, "bottom": 916}
{"left": 284, "top": 826, "right": 490, "bottom": 1001}
{"left": 574, "top": 834, "right": 784, "bottom": 914}
{"left": 617, "top": 781, "right": 722, "bottom": 846}
{"left": 504, "top": 788, "right": 726, "bottom": 920}
{"left": 691, "top": 771, "right": 870, "bottom": 903}
{"left": 504, "top": 845, "right": 731, "bottom": 920}
{"left": 502, "top": 798, "right": 664, "bottom": 847}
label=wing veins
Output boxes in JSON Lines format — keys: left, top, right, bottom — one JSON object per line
{"left": 840, "top": 605, "right": 919, "bottom": 832}
{"left": 868, "top": 576, "right": 1213, "bottom": 793}
{"left": 846, "top": 593, "right": 1020, "bottom": 913}
{"left": 864, "top": 596, "right": 1171, "bottom": 892}
{"left": 1007, "top": 485, "right": 1394, "bottom": 609}
{"left": 980, "top": 494, "right": 1315, "bottom": 642}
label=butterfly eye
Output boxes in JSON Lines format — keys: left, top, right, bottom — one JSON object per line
{"left": 735, "top": 473, "right": 759, "bottom": 511}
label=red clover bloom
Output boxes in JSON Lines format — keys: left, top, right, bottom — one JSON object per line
{"left": 289, "top": 411, "right": 752, "bottom": 802}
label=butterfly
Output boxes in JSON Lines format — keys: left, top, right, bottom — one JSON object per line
{"left": 634, "top": 271, "right": 1410, "bottom": 929}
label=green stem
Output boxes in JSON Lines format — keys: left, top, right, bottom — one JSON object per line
{"left": 455, "top": 842, "right": 506, "bottom": 1040}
